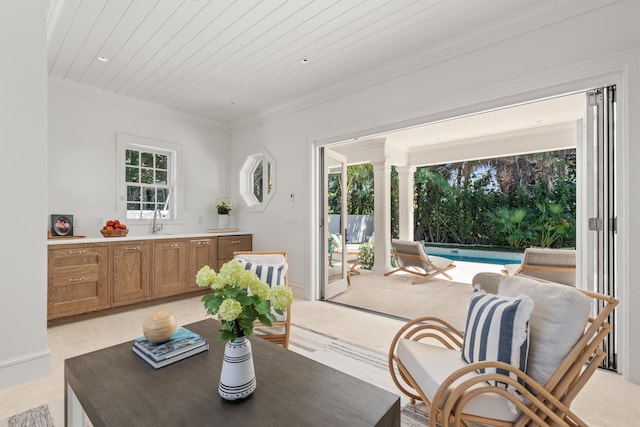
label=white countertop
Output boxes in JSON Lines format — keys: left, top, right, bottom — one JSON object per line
{"left": 47, "top": 231, "right": 250, "bottom": 245}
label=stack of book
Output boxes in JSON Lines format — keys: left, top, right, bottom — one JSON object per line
{"left": 132, "top": 326, "right": 209, "bottom": 369}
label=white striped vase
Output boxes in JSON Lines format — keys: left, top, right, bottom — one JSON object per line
{"left": 218, "top": 336, "right": 256, "bottom": 400}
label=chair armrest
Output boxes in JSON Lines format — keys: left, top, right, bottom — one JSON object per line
{"left": 388, "top": 316, "right": 463, "bottom": 403}
{"left": 431, "top": 361, "right": 587, "bottom": 427}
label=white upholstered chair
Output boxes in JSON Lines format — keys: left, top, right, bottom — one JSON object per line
{"left": 389, "top": 273, "right": 617, "bottom": 426}
{"left": 232, "top": 251, "right": 291, "bottom": 348}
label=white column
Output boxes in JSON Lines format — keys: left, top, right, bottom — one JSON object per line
{"left": 397, "top": 166, "right": 416, "bottom": 241}
{"left": 371, "top": 161, "right": 392, "bottom": 274}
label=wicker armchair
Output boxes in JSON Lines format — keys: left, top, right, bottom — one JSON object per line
{"left": 233, "top": 251, "right": 291, "bottom": 348}
{"left": 389, "top": 274, "right": 617, "bottom": 426}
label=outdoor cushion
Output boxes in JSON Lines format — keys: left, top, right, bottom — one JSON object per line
{"left": 462, "top": 291, "right": 533, "bottom": 387}
{"left": 498, "top": 276, "right": 591, "bottom": 386}
{"left": 427, "top": 255, "right": 454, "bottom": 271}
{"left": 397, "top": 339, "right": 521, "bottom": 422}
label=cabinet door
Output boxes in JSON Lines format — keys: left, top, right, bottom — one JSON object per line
{"left": 153, "top": 239, "right": 188, "bottom": 297}
{"left": 188, "top": 238, "right": 217, "bottom": 290}
{"left": 48, "top": 246, "right": 109, "bottom": 319}
{"left": 217, "top": 235, "right": 252, "bottom": 269}
{"left": 112, "top": 242, "right": 151, "bottom": 306}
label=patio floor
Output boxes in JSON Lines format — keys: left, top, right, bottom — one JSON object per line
{"left": 328, "top": 260, "right": 503, "bottom": 330}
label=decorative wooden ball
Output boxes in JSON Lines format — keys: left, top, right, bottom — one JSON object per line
{"left": 143, "top": 310, "right": 177, "bottom": 343}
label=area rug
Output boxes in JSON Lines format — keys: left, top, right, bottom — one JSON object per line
{"left": 0, "top": 324, "right": 427, "bottom": 426}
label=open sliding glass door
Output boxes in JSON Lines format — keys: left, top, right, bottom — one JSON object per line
{"left": 585, "top": 85, "right": 617, "bottom": 371}
{"left": 322, "top": 148, "right": 349, "bottom": 299}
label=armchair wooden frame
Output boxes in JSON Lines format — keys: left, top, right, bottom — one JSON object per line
{"left": 385, "top": 239, "right": 456, "bottom": 285}
{"left": 233, "top": 251, "right": 291, "bottom": 349}
{"left": 388, "top": 288, "right": 618, "bottom": 427}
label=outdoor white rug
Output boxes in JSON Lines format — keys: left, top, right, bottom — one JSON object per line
{"left": 1, "top": 324, "right": 428, "bottom": 426}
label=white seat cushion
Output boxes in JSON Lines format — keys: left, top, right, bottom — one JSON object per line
{"left": 429, "top": 255, "right": 454, "bottom": 270}
{"left": 498, "top": 276, "right": 591, "bottom": 386}
{"left": 397, "top": 339, "right": 520, "bottom": 422}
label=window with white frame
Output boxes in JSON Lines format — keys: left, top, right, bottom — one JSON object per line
{"left": 117, "top": 134, "right": 182, "bottom": 221}
{"left": 239, "top": 148, "right": 275, "bottom": 212}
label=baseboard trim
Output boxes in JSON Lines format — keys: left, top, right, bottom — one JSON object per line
{"left": 0, "top": 350, "right": 51, "bottom": 391}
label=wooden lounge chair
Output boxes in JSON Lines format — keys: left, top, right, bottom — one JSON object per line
{"left": 388, "top": 273, "right": 618, "bottom": 427}
{"left": 503, "top": 247, "right": 576, "bottom": 286}
{"left": 385, "top": 239, "right": 455, "bottom": 284}
{"left": 233, "top": 251, "right": 291, "bottom": 348}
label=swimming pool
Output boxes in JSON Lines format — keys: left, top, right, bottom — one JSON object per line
{"left": 425, "top": 247, "right": 523, "bottom": 266}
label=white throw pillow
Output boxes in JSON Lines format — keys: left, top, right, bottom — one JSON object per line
{"left": 498, "top": 276, "right": 592, "bottom": 386}
{"left": 462, "top": 290, "right": 534, "bottom": 387}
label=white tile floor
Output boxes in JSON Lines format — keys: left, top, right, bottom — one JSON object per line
{"left": 2, "top": 279, "right": 640, "bottom": 425}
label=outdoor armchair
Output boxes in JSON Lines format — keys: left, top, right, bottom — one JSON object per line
{"left": 233, "top": 251, "right": 291, "bottom": 348}
{"left": 388, "top": 273, "right": 618, "bottom": 426}
{"left": 385, "top": 239, "right": 455, "bottom": 284}
{"left": 503, "top": 247, "right": 577, "bottom": 286}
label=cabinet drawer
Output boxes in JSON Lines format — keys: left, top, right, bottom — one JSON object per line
{"left": 217, "top": 235, "right": 252, "bottom": 261}
{"left": 49, "top": 246, "right": 108, "bottom": 276}
{"left": 48, "top": 271, "right": 109, "bottom": 319}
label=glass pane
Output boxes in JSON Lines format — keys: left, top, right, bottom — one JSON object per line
{"left": 126, "top": 167, "right": 139, "bottom": 183}
{"left": 156, "top": 154, "right": 167, "bottom": 170}
{"left": 157, "top": 188, "right": 168, "bottom": 203}
{"left": 267, "top": 161, "right": 273, "bottom": 195}
{"left": 155, "top": 170, "right": 167, "bottom": 184}
{"left": 144, "top": 203, "right": 155, "bottom": 210}
{"left": 253, "top": 161, "right": 263, "bottom": 203}
{"left": 143, "top": 188, "right": 156, "bottom": 202}
{"left": 126, "top": 149, "right": 139, "bottom": 166}
{"left": 141, "top": 168, "right": 154, "bottom": 184}
{"left": 127, "top": 203, "right": 139, "bottom": 211}
{"left": 141, "top": 152, "right": 154, "bottom": 168}
{"left": 126, "top": 186, "right": 141, "bottom": 202}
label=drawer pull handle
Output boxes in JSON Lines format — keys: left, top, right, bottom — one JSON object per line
{"left": 68, "top": 277, "right": 84, "bottom": 283}
{"left": 231, "top": 240, "right": 240, "bottom": 244}
{"left": 125, "top": 247, "right": 140, "bottom": 251}
{"left": 67, "top": 250, "right": 86, "bottom": 254}
{"left": 165, "top": 243, "right": 178, "bottom": 248}
{"left": 198, "top": 241, "right": 210, "bottom": 246}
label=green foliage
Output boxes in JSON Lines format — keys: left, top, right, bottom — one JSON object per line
{"left": 358, "top": 241, "right": 375, "bottom": 270}
{"left": 414, "top": 149, "right": 576, "bottom": 249}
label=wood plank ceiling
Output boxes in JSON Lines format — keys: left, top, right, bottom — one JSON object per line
{"left": 47, "top": 0, "right": 603, "bottom": 127}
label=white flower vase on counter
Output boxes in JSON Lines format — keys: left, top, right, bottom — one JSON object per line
{"left": 218, "top": 337, "right": 256, "bottom": 401}
{"left": 218, "top": 214, "right": 230, "bottom": 229}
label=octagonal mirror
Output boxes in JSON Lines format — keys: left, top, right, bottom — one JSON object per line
{"left": 240, "top": 148, "right": 275, "bottom": 211}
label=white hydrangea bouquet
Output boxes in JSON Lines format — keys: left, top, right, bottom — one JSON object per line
{"left": 196, "top": 261, "right": 293, "bottom": 342}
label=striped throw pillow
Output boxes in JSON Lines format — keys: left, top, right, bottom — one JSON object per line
{"left": 462, "top": 291, "right": 534, "bottom": 387}
{"left": 241, "top": 261, "right": 287, "bottom": 287}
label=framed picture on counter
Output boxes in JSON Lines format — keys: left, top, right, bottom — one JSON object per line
{"left": 51, "top": 214, "right": 74, "bottom": 236}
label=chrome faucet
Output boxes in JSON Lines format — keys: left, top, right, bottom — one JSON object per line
{"left": 152, "top": 209, "right": 163, "bottom": 234}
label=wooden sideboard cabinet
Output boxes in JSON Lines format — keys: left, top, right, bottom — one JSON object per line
{"left": 111, "top": 241, "right": 151, "bottom": 307}
{"left": 47, "top": 233, "right": 250, "bottom": 321}
{"left": 48, "top": 245, "right": 109, "bottom": 320}
{"left": 217, "top": 235, "right": 252, "bottom": 269}
{"left": 188, "top": 237, "right": 218, "bottom": 290}
{"left": 153, "top": 239, "right": 188, "bottom": 297}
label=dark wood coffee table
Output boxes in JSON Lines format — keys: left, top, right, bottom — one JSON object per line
{"left": 65, "top": 319, "right": 400, "bottom": 426}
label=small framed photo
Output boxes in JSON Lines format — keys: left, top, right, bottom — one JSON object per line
{"left": 51, "top": 214, "right": 74, "bottom": 236}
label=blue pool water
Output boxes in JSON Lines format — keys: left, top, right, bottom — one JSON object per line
{"left": 425, "top": 247, "right": 523, "bottom": 266}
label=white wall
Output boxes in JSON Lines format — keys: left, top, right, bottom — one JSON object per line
{"left": 0, "top": 0, "right": 50, "bottom": 389}
{"left": 230, "top": 1, "right": 640, "bottom": 383}
{"left": 48, "top": 80, "right": 231, "bottom": 236}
